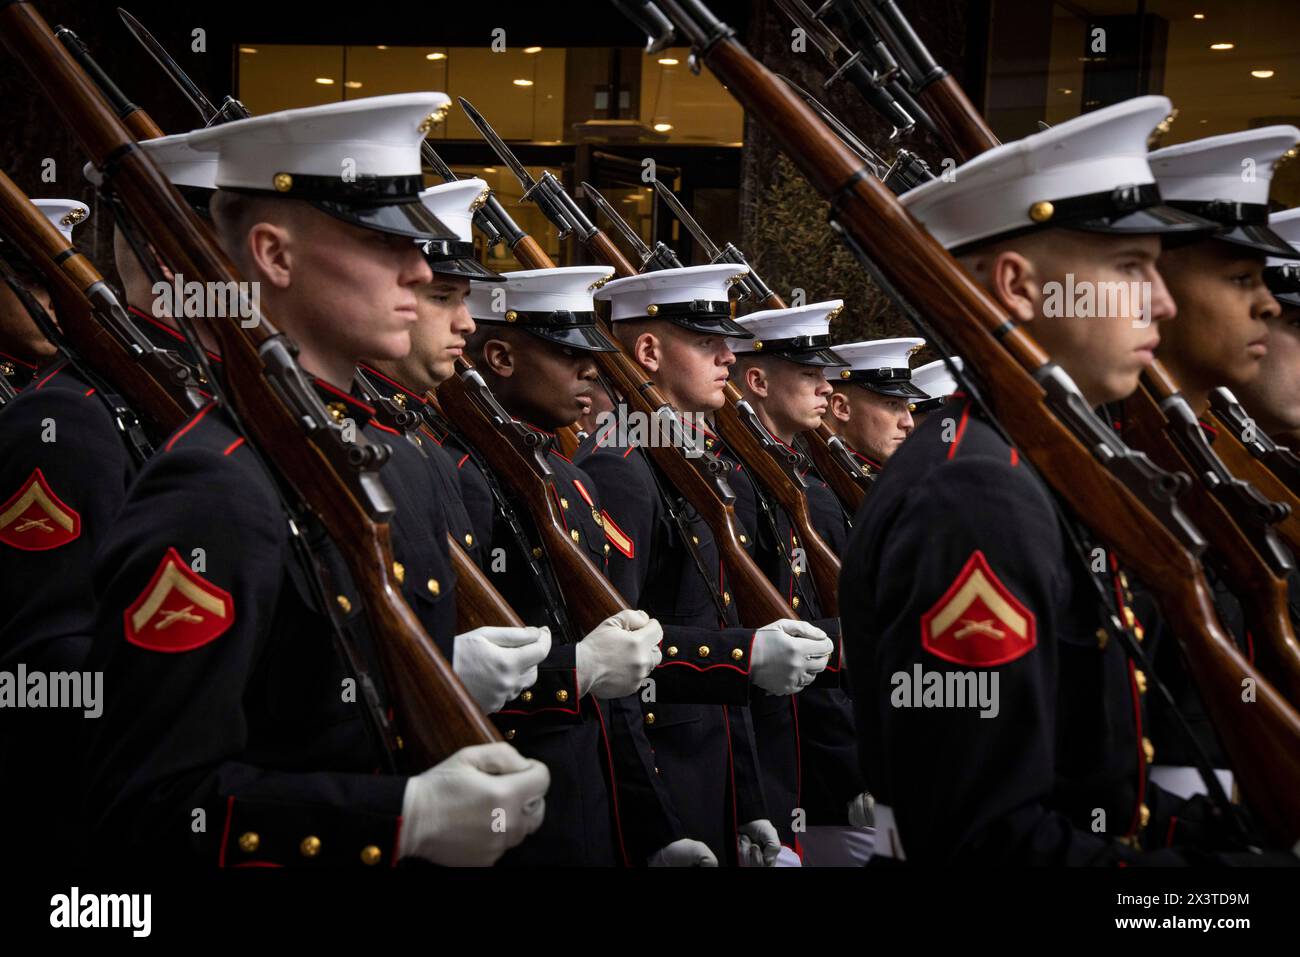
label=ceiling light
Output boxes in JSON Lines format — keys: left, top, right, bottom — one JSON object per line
{"left": 1251, "top": 69, "right": 1275, "bottom": 78}
{"left": 426, "top": 52, "right": 446, "bottom": 61}
{"left": 314, "top": 77, "right": 335, "bottom": 85}
{"left": 658, "top": 57, "right": 679, "bottom": 66}
{"left": 239, "top": 47, "right": 257, "bottom": 54}
{"left": 523, "top": 46, "right": 543, "bottom": 54}
{"left": 483, "top": 167, "right": 498, "bottom": 173}
{"left": 1056, "top": 87, "right": 1073, "bottom": 94}
{"left": 344, "top": 81, "right": 363, "bottom": 89}
{"left": 1193, "top": 13, "right": 1206, "bottom": 19}
{"left": 376, "top": 45, "right": 388, "bottom": 50}
{"left": 1209, "top": 42, "right": 1235, "bottom": 50}
{"left": 653, "top": 122, "right": 673, "bottom": 132}
{"left": 513, "top": 78, "right": 534, "bottom": 87}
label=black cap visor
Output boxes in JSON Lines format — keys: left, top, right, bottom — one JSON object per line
{"left": 1070, "top": 203, "right": 1220, "bottom": 248}
{"left": 1214, "top": 223, "right": 1300, "bottom": 259}
{"left": 666, "top": 313, "right": 753, "bottom": 338}
{"left": 426, "top": 254, "right": 506, "bottom": 282}
{"left": 311, "top": 197, "right": 457, "bottom": 241}
{"left": 766, "top": 346, "right": 848, "bottom": 368}
{"left": 524, "top": 323, "right": 620, "bottom": 352}
{"left": 859, "top": 378, "right": 928, "bottom": 399}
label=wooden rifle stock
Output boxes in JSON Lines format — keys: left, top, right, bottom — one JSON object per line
{"left": 1122, "top": 371, "right": 1300, "bottom": 707}
{"left": 450, "top": 535, "right": 525, "bottom": 630}
{"left": 676, "top": 13, "right": 1300, "bottom": 842}
{"left": 1210, "top": 424, "right": 1300, "bottom": 556}
{"left": 435, "top": 361, "right": 628, "bottom": 633}
{"left": 799, "top": 424, "right": 868, "bottom": 513}
{"left": 0, "top": 167, "right": 198, "bottom": 432}
{"left": 714, "top": 382, "right": 840, "bottom": 616}
{"left": 921, "top": 75, "right": 999, "bottom": 162}
{"left": 0, "top": 0, "right": 498, "bottom": 768}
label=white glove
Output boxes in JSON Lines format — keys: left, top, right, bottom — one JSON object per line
{"left": 398, "top": 742, "right": 550, "bottom": 866}
{"left": 749, "top": 619, "right": 834, "bottom": 695}
{"left": 453, "top": 626, "right": 552, "bottom": 713}
{"left": 738, "top": 819, "right": 782, "bottom": 867}
{"left": 848, "top": 791, "right": 875, "bottom": 828}
{"left": 647, "top": 838, "right": 718, "bottom": 867}
{"left": 576, "top": 609, "right": 664, "bottom": 698}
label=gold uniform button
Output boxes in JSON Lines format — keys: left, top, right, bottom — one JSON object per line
{"left": 739, "top": 534, "right": 748, "bottom": 544}
{"left": 1134, "top": 624, "right": 1145, "bottom": 641}
{"left": 392, "top": 561, "right": 405, "bottom": 584}
{"left": 1123, "top": 606, "right": 1136, "bottom": 628}
{"left": 571, "top": 529, "right": 581, "bottom": 543}
{"left": 560, "top": 497, "right": 569, "bottom": 509}
{"left": 520, "top": 690, "right": 533, "bottom": 703}
{"left": 273, "top": 172, "right": 293, "bottom": 192}
{"left": 360, "top": 845, "right": 382, "bottom": 866}
{"left": 644, "top": 712, "right": 656, "bottom": 725}
{"left": 1138, "top": 803, "right": 1150, "bottom": 829}
{"left": 426, "top": 578, "right": 440, "bottom": 597}
{"left": 692, "top": 535, "right": 700, "bottom": 545}
{"left": 592, "top": 509, "right": 603, "bottom": 526}
{"left": 1134, "top": 669, "right": 1148, "bottom": 694}
{"left": 1119, "top": 571, "right": 1130, "bottom": 589}
{"left": 731, "top": 648, "right": 744, "bottom": 661}
{"left": 793, "top": 565, "right": 802, "bottom": 576}
{"left": 1142, "top": 737, "right": 1155, "bottom": 764}
{"left": 604, "top": 543, "right": 610, "bottom": 554}
{"left": 723, "top": 591, "right": 732, "bottom": 606}
{"left": 532, "top": 547, "right": 543, "bottom": 558}
{"left": 300, "top": 835, "right": 322, "bottom": 858}
{"left": 336, "top": 595, "right": 352, "bottom": 614}
{"left": 792, "top": 595, "right": 801, "bottom": 609}
{"left": 1028, "top": 200, "right": 1055, "bottom": 223}
{"left": 555, "top": 689, "right": 570, "bottom": 703}
{"left": 238, "top": 831, "right": 260, "bottom": 853}
{"left": 666, "top": 646, "right": 678, "bottom": 657}
{"left": 697, "top": 645, "right": 710, "bottom": 658}
{"left": 645, "top": 303, "right": 659, "bottom": 317}
{"left": 464, "top": 533, "right": 474, "bottom": 547}
{"left": 505, "top": 729, "right": 516, "bottom": 740}
{"left": 1096, "top": 628, "right": 1109, "bottom": 651}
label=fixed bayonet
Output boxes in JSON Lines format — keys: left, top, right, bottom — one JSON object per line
{"left": 579, "top": 182, "right": 681, "bottom": 271}
{"left": 771, "top": 0, "right": 916, "bottom": 138}
{"left": 459, "top": 97, "right": 598, "bottom": 241}
{"left": 778, "top": 74, "right": 933, "bottom": 194}
{"left": 118, "top": 8, "right": 249, "bottom": 125}
{"left": 650, "top": 179, "right": 775, "bottom": 304}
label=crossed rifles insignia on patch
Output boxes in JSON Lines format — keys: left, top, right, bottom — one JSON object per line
{"left": 124, "top": 547, "right": 233, "bottom": 652}
{"left": 921, "top": 550, "right": 1037, "bottom": 667}
{"left": 0, "top": 468, "right": 81, "bottom": 550}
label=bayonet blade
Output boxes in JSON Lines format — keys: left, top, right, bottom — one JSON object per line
{"left": 421, "top": 142, "right": 458, "bottom": 183}
{"left": 457, "top": 97, "right": 539, "bottom": 192}
{"left": 118, "top": 8, "right": 219, "bottom": 124}
{"left": 777, "top": 74, "right": 888, "bottom": 177}
{"left": 579, "top": 182, "right": 652, "bottom": 258}
{"left": 650, "top": 180, "right": 722, "bottom": 261}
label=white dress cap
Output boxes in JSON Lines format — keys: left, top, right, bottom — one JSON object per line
{"left": 1263, "top": 208, "right": 1300, "bottom": 305}
{"left": 1150, "top": 126, "right": 1300, "bottom": 256}
{"left": 186, "top": 92, "right": 456, "bottom": 240}
{"left": 729, "top": 299, "right": 847, "bottom": 366}
{"left": 417, "top": 178, "right": 503, "bottom": 281}
{"left": 595, "top": 262, "right": 752, "bottom": 336}
{"left": 827, "top": 337, "right": 927, "bottom": 398}
{"left": 31, "top": 198, "right": 90, "bottom": 243}
{"left": 902, "top": 95, "right": 1214, "bottom": 252}
{"left": 911, "top": 356, "right": 965, "bottom": 411}
{"left": 468, "top": 265, "right": 618, "bottom": 351}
